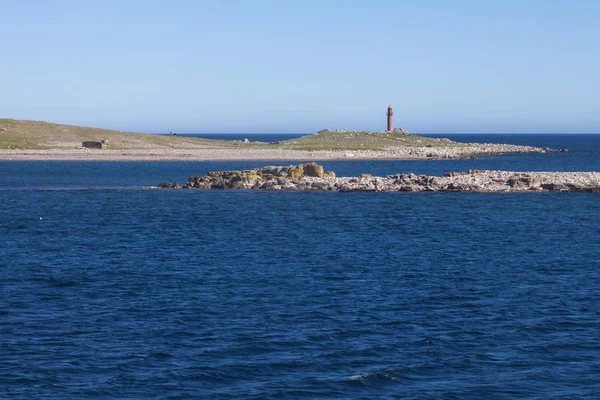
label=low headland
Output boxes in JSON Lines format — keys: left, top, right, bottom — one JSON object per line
{"left": 0, "top": 119, "right": 556, "bottom": 161}
{"left": 158, "top": 163, "right": 600, "bottom": 193}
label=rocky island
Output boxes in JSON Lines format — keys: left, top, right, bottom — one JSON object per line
{"left": 158, "top": 163, "right": 600, "bottom": 193}
{"left": 0, "top": 119, "right": 555, "bottom": 161}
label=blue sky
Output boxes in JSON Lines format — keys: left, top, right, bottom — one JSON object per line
{"left": 1, "top": 0, "right": 599, "bottom": 133}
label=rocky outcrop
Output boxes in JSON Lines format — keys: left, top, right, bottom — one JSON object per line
{"left": 158, "top": 164, "right": 600, "bottom": 193}
{"left": 384, "top": 143, "right": 547, "bottom": 159}
{"left": 176, "top": 163, "right": 336, "bottom": 190}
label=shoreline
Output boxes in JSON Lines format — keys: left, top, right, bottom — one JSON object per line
{"left": 0, "top": 144, "right": 545, "bottom": 162}
{"left": 0, "top": 149, "right": 410, "bottom": 161}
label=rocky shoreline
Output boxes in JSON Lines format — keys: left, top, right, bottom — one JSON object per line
{"left": 379, "top": 141, "right": 551, "bottom": 159}
{"left": 158, "top": 163, "right": 600, "bottom": 193}
{"left": 0, "top": 142, "right": 553, "bottom": 161}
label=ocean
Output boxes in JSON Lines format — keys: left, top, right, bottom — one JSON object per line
{"left": 2, "top": 134, "right": 600, "bottom": 399}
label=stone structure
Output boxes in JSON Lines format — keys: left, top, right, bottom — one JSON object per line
{"left": 387, "top": 105, "right": 393, "bottom": 132}
{"left": 82, "top": 140, "right": 108, "bottom": 149}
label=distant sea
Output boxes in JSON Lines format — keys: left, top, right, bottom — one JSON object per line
{"left": 2, "top": 134, "right": 600, "bottom": 399}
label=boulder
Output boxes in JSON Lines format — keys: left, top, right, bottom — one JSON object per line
{"left": 507, "top": 173, "right": 537, "bottom": 188}
{"left": 261, "top": 182, "right": 280, "bottom": 190}
{"left": 311, "top": 181, "right": 332, "bottom": 190}
{"left": 242, "top": 173, "right": 260, "bottom": 183}
{"left": 304, "top": 163, "right": 325, "bottom": 178}
{"left": 230, "top": 180, "right": 245, "bottom": 189}
{"left": 289, "top": 165, "right": 304, "bottom": 180}
{"left": 212, "top": 181, "right": 229, "bottom": 189}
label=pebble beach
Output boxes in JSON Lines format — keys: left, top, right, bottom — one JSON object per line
{"left": 0, "top": 141, "right": 546, "bottom": 161}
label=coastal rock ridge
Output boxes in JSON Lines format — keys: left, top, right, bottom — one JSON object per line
{"left": 158, "top": 163, "right": 600, "bottom": 193}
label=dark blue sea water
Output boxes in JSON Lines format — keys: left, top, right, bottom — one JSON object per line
{"left": 2, "top": 134, "right": 600, "bottom": 399}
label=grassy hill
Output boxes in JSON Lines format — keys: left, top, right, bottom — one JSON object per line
{"left": 0, "top": 119, "right": 458, "bottom": 151}
{"left": 278, "top": 129, "right": 461, "bottom": 151}
{"left": 0, "top": 119, "right": 252, "bottom": 150}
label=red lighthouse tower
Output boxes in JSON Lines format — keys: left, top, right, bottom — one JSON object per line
{"left": 386, "top": 105, "right": 394, "bottom": 132}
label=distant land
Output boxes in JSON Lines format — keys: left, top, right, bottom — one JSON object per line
{"left": 0, "top": 118, "right": 547, "bottom": 161}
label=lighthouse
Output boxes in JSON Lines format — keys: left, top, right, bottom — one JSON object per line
{"left": 386, "top": 105, "right": 394, "bottom": 132}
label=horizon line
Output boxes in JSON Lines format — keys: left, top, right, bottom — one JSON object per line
{"left": 153, "top": 132, "right": 600, "bottom": 135}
